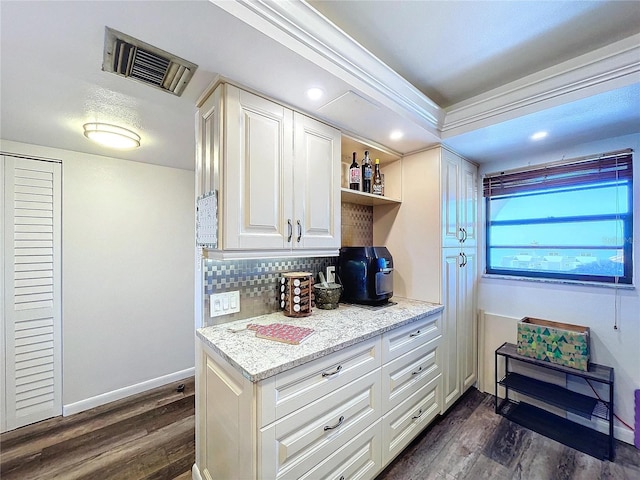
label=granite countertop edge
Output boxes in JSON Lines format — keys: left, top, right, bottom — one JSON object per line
{"left": 196, "top": 298, "right": 443, "bottom": 383}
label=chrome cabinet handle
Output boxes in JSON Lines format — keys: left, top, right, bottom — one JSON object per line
{"left": 324, "top": 415, "right": 345, "bottom": 431}
{"left": 409, "top": 330, "right": 421, "bottom": 338}
{"left": 412, "top": 408, "right": 423, "bottom": 420}
{"left": 339, "top": 476, "right": 345, "bottom": 480}
{"left": 412, "top": 366, "right": 423, "bottom": 376}
{"left": 322, "top": 365, "right": 342, "bottom": 377}
{"left": 462, "top": 252, "right": 467, "bottom": 267}
{"left": 287, "top": 219, "right": 293, "bottom": 243}
{"left": 459, "top": 227, "right": 468, "bottom": 243}
{"left": 297, "top": 220, "right": 302, "bottom": 243}
{"left": 459, "top": 252, "right": 466, "bottom": 267}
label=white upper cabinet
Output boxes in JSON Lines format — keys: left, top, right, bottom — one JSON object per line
{"left": 293, "top": 112, "right": 341, "bottom": 250}
{"left": 441, "top": 148, "right": 477, "bottom": 248}
{"left": 225, "top": 85, "right": 294, "bottom": 250}
{"left": 196, "top": 81, "right": 341, "bottom": 257}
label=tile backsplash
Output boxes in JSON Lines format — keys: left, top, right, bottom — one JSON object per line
{"left": 203, "top": 256, "right": 337, "bottom": 326}
{"left": 202, "top": 203, "right": 373, "bottom": 326}
{"left": 341, "top": 202, "right": 373, "bottom": 246}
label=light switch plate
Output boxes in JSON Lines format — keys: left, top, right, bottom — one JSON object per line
{"left": 210, "top": 291, "right": 240, "bottom": 317}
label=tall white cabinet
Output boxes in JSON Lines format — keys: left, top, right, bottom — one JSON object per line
{"left": 196, "top": 81, "right": 341, "bottom": 258}
{"left": 374, "top": 145, "right": 478, "bottom": 412}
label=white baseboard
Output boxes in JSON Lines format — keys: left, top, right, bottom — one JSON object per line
{"left": 192, "top": 463, "right": 203, "bottom": 480}
{"left": 62, "top": 367, "right": 195, "bottom": 416}
{"left": 567, "top": 412, "right": 635, "bottom": 446}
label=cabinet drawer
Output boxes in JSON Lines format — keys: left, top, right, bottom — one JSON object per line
{"left": 259, "top": 337, "right": 381, "bottom": 426}
{"left": 382, "top": 314, "right": 441, "bottom": 364}
{"left": 382, "top": 335, "right": 441, "bottom": 413}
{"left": 299, "top": 421, "right": 382, "bottom": 480}
{"left": 381, "top": 374, "right": 441, "bottom": 466}
{"left": 259, "top": 368, "right": 381, "bottom": 479}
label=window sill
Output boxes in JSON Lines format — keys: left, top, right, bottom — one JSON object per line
{"left": 481, "top": 273, "right": 636, "bottom": 290}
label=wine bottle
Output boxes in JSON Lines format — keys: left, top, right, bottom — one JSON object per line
{"left": 349, "top": 152, "right": 360, "bottom": 190}
{"left": 362, "top": 151, "right": 372, "bottom": 193}
{"left": 372, "top": 158, "right": 383, "bottom": 195}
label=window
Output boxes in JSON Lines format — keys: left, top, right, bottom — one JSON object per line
{"left": 484, "top": 151, "right": 633, "bottom": 284}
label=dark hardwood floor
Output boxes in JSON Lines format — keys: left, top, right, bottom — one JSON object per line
{"left": 2, "top": 378, "right": 638, "bottom": 480}
{"left": 377, "top": 388, "right": 640, "bottom": 480}
{"left": 0, "top": 377, "right": 194, "bottom": 480}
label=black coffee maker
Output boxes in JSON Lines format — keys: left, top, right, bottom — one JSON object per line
{"left": 338, "top": 246, "right": 394, "bottom": 305}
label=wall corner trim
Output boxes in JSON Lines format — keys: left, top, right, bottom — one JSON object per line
{"left": 62, "top": 367, "right": 195, "bottom": 417}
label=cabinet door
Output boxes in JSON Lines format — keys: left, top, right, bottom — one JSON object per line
{"left": 459, "top": 248, "right": 477, "bottom": 391}
{"left": 293, "top": 113, "right": 341, "bottom": 249}
{"left": 224, "top": 85, "right": 294, "bottom": 250}
{"left": 459, "top": 160, "right": 478, "bottom": 246}
{"left": 441, "top": 250, "right": 460, "bottom": 411}
{"left": 196, "top": 86, "right": 221, "bottom": 199}
{"left": 441, "top": 149, "right": 460, "bottom": 248}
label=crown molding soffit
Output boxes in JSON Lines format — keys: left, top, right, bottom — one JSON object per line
{"left": 442, "top": 33, "right": 640, "bottom": 138}
{"left": 212, "top": 1, "right": 639, "bottom": 144}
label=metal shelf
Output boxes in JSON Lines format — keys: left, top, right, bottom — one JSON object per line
{"left": 498, "top": 372, "right": 609, "bottom": 421}
{"left": 495, "top": 342, "right": 614, "bottom": 461}
{"left": 497, "top": 400, "right": 611, "bottom": 461}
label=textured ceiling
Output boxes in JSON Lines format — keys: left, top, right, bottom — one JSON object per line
{"left": 0, "top": 1, "right": 638, "bottom": 169}
{"left": 309, "top": 0, "right": 640, "bottom": 107}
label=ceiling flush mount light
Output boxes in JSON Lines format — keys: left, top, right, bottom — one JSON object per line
{"left": 306, "top": 87, "right": 324, "bottom": 101}
{"left": 531, "top": 131, "right": 548, "bottom": 141}
{"left": 390, "top": 130, "right": 404, "bottom": 140}
{"left": 83, "top": 123, "right": 141, "bottom": 149}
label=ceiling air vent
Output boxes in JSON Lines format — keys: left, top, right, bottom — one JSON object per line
{"left": 102, "top": 27, "right": 197, "bottom": 96}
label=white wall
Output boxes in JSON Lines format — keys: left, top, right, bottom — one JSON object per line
{"left": 478, "top": 133, "right": 640, "bottom": 443}
{"left": 0, "top": 140, "right": 195, "bottom": 412}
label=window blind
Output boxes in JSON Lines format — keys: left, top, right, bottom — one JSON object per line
{"left": 483, "top": 150, "right": 633, "bottom": 197}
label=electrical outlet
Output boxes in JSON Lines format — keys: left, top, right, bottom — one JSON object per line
{"left": 210, "top": 291, "right": 240, "bottom": 317}
{"left": 326, "top": 266, "right": 336, "bottom": 283}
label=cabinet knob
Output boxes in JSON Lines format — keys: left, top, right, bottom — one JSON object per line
{"left": 324, "top": 415, "right": 345, "bottom": 431}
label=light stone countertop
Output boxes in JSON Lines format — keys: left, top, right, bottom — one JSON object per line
{"left": 196, "top": 297, "right": 443, "bottom": 382}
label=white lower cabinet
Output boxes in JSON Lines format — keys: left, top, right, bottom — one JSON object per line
{"left": 300, "top": 421, "right": 382, "bottom": 480}
{"left": 196, "top": 313, "right": 443, "bottom": 480}
{"left": 381, "top": 375, "right": 441, "bottom": 465}
{"left": 259, "top": 368, "right": 381, "bottom": 479}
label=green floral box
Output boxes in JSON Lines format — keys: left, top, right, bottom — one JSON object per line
{"left": 516, "top": 317, "right": 590, "bottom": 371}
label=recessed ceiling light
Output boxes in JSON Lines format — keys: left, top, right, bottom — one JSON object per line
{"left": 390, "top": 130, "right": 404, "bottom": 140}
{"left": 306, "top": 87, "right": 324, "bottom": 101}
{"left": 83, "top": 123, "right": 141, "bottom": 149}
{"left": 531, "top": 131, "right": 548, "bottom": 141}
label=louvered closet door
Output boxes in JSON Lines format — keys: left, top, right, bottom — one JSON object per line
{"left": 2, "top": 155, "right": 62, "bottom": 432}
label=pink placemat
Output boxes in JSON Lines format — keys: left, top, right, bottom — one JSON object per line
{"left": 247, "top": 323, "right": 315, "bottom": 345}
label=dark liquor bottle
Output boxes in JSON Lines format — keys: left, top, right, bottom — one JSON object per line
{"left": 349, "top": 151, "right": 360, "bottom": 190}
{"left": 361, "top": 150, "right": 372, "bottom": 193}
{"left": 372, "top": 158, "right": 383, "bottom": 195}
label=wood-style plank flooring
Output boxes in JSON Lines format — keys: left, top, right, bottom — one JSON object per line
{"left": 2, "top": 379, "right": 639, "bottom": 480}
{"left": 0, "top": 377, "right": 194, "bottom": 480}
{"left": 377, "top": 388, "right": 640, "bottom": 480}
